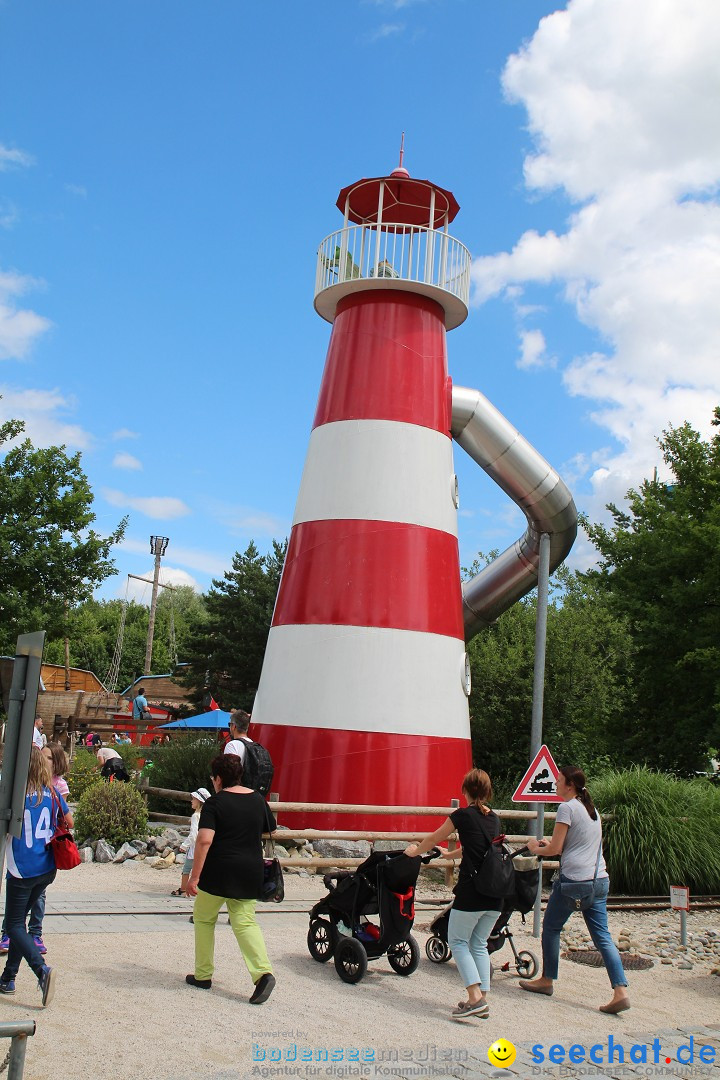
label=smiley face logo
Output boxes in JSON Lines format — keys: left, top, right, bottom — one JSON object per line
{"left": 488, "top": 1040, "right": 517, "bottom": 1068}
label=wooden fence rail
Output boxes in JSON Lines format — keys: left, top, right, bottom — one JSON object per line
{"left": 139, "top": 782, "right": 560, "bottom": 884}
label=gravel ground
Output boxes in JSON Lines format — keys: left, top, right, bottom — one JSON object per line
{"left": 2, "top": 862, "right": 719, "bottom": 1080}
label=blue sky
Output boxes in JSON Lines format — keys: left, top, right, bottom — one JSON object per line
{"left": 2, "top": 0, "right": 719, "bottom": 603}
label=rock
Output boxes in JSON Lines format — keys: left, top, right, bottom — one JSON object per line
{"left": 145, "top": 856, "right": 163, "bottom": 867}
{"left": 153, "top": 852, "right": 177, "bottom": 869}
{"left": 175, "top": 854, "right": 185, "bottom": 864}
{"left": 676, "top": 961, "right": 693, "bottom": 969}
{"left": 161, "top": 846, "right": 173, "bottom": 858}
{"left": 157, "top": 829, "right": 182, "bottom": 849}
{"left": 113, "top": 843, "right": 138, "bottom": 863}
{"left": 131, "top": 840, "right": 148, "bottom": 855}
{"left": 79, "top": 847, "right": 94, "bottom": 863}
{"left": 661, "top": 958, "right": 673, "bottom": 964}
{"left": 373, "top": 839, "right": 407, "bottom": 853}
{"left": 711, "top": 967, "right": 720, "bottom": 976}
{"left": 94, "top": 840, "right": 116, "bottom": 863}
{"left": 270, "top": 845, "right": 290, "bottom": 859}
{"left": 313, "top": 839, "right": 371, "bottom": 859}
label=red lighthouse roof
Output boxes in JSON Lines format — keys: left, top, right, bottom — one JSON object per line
{"left": 336, "top": 172, "right": 460, "bottom": 229}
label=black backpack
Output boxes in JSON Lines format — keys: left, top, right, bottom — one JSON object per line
{"left": 239, "top": 738, "right": 274, "bottom": 798}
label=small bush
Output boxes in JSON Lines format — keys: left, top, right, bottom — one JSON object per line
{"left": 67, "top": 749, "right": 103, "bottom": 802}
{"left": 592, "top": 767, "right": 720, "bottom": 894}
{"left": 74, "top": 781, "right": 148, "bottom": 847}
{"left": 145, "top": 734, "right": 221, "bottom": 813}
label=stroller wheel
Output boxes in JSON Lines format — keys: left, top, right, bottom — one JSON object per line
{"left": 388, "top": 936, "right": 420, "bottom": 976}
{"left": 425, "top": 936, "right": 452, "bottom": 964}
{"left": 516, "top": 950, "right": 539, "bottom": 979}
{"left": 307, "top": 918, "right": 337, "bottom": 963}
{"left": 334, "top": 937, "right": 368, "bottom": 984}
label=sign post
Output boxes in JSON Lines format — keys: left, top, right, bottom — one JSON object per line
{"left": 0, "top": 632, "right": 46, "bottom": 886}
{"left": 670, "top": 886, "right": 690, "bottom": 946}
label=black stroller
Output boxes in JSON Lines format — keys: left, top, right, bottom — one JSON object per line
{"left": 425, "top": 846, "right": 540, "bottom": 979}
{"left": 307, "top": 847, "right": 440, "bottom": 983}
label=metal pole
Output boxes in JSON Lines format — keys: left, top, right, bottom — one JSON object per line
{"left": 530, "top": 532, "right": 551, "bottom": 938}
{"left": 680, "top": 908, "right": 687, "bottom": 946}
{"left": 143, "top": 548, "right": 162, "bottom": 677}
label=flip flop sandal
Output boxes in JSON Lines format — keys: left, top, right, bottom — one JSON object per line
{"left": 170, "top": 888, "right": 185, "bottom": 896}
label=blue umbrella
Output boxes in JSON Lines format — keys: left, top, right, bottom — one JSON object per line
{"left": 159, "top": 710, "right": 232, "bottom": 730}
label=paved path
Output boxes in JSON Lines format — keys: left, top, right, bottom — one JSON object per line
{"left": 38, "top": 889, "right": 720, "bottom": 1080}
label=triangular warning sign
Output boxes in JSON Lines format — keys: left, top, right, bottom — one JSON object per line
{"left": 512, "top": 744, "right": 562, "bottom": 803}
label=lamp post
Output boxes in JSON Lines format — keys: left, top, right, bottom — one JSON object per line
{"left": 143, "top": 536, "right": 169, "bottom": 677}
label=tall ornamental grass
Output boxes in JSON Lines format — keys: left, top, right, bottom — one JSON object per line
{"left": 145, "top": 734, "right": 221, "bottom": 814}
{"left": 592, "top": 767, "right": 720, "bottom": 894}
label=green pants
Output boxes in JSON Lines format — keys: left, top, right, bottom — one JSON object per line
{"left": 193, "top": 889, "right": 272, "bottom": 985}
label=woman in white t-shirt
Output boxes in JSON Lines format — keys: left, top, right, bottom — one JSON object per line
{"left": 518, "top": 765, "right": 629, "bottom": 1014}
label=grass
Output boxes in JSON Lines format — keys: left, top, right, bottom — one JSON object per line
{"left": 592, "top": 767, "right": 720, "bottom": 894}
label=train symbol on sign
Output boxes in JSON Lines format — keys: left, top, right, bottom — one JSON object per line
{"left": 528, "top": 768, "right": 555, "bottom": 794}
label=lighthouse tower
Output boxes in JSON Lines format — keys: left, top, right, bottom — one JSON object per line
{"left": 251, "top": 152, "right": 474, "bottom": 830}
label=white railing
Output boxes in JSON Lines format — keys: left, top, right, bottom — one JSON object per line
{"left": 315, "top": 224, "right": 471, "bottom": 310}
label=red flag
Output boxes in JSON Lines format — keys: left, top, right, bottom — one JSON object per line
{"left": 208, "top": 696, "right": 219, "bottom": 711}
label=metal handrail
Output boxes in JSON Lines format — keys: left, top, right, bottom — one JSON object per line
{"left": 0, "top": 1021, "right": 35, "bottom": 1080}
{"left": 315, "top": 223, "right": 471, "bottom": 308}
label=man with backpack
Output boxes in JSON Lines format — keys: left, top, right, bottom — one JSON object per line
{"left": 223, "top": 710, "right": 274, "bottom": 798}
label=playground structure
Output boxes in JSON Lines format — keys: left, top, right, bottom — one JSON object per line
{"left": 251, "top": 150, "right": 577, "bottom": 831}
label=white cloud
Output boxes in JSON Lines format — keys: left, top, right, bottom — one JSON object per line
{"left": 472, "top": 0, "right": 720, "bottom": 531}
{"left": 206, "top": 499, "right": 288, "bottom": 538}
{"left": 0, "top": 385, "right": 91, "bottom": 449}
{"left": 112, "top": 427, "right": 139, "bottom": 440}
{"left": 0, "top": 271, "right": 52, "bottom": 360}
{"left": 122, "top": 565, "right": 200, "bottom": 605}
{"left": 518, "top": 328, "right": 554, "bottom": 370}
{"left": 0, "top": 199, "right": 18, "bottom": 229}
{"left": 365, "top": 22, "right": 404, "bottom": 41}
{"left": 102, "top": 488, "right": 191, "bottom": 520}
{"left": 112, "top": 451, "right": 142, "bottom": 471}
{"left": 0, "top": 144, "right": 33, "bottom": 171}
{"left": 64, "top": 183, "right": 87, "bottom": 198}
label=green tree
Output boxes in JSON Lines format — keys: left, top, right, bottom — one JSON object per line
{"left": 467, "top": 558, "right": 633, "bottom": 784}
{"left": 183, "top": 540, "right": 287, "bottom": 710}
{"left": 582, "top": 410, "right": 720, "bottom": 772}
{"left": 0, "top": 416, "right": 126, "bottom": 650}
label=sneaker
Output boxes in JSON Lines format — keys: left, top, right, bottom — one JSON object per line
{"left": 38, "top": 966, "right": 56, "bottom": 1007}
{"left": 452, "top": 999, "right": 489, "bottom": 1019}
{"left": 0, "top": 935, "right": 9, "bottom": 955}
{"left": 33, "top": 936, "right": 47, "bottom": 955}
{"left": 249, "top": 973, "right": 276, "bottom": 1005}
{"left": 185, "top": 974, "right": 212, "bottom": 989}
{"left": 0, "top": 979, "right": 15, "bottom": 994}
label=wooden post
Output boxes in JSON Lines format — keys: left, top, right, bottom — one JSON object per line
{"left": 445, "top": 798, "right": 459, "bottom": 889}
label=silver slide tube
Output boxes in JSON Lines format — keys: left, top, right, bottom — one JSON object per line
{"left": 451, "top": 385, "right": 577, "bottom": 641}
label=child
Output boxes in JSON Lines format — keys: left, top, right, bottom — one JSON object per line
{"left": 172, "top": 788, "right": 211, "bottom": 897}
{"left": 44, "top": 744, "right": 70, "bottom": 800}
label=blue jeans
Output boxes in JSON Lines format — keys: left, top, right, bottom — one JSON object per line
{"left": 542, "top": 876, "right": 627, "bottom": 988}
{"left": 1, "top": 892, "right": 45, "bottom": 939}
{"left": 1, "top": 871, "right": 55, "bottom": 982}
{"left": 448, "top": 907, "right": 501, "bottom": 992}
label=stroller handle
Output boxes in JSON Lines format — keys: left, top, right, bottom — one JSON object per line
{"left": 420, "top": 846, "right": 443, "bottom": 863}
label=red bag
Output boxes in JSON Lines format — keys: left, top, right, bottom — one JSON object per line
{"left": 50, "top": 789, "right": 81, "bottom": 870}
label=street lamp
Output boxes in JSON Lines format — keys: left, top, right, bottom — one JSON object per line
{"left": 144, "top": 536, "right": 169, "bottom": 676}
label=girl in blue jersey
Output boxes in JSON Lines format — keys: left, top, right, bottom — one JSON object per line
{"left": 0, "top": 747, "right": 72, "bottom": 1005}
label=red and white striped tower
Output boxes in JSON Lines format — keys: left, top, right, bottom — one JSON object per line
{"left": 251, "top": 152, "right": 473, "bottom": 830}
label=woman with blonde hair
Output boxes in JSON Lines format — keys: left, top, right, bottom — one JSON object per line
{"left": 405, "top": 768, "right": 504, "bottom": 1019}
{"left": 0, "top": 746, "right": 72, "bottom": 1005}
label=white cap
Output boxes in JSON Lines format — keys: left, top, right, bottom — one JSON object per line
{"left": 191, "top": 787, "right": 211, "bottom": 804}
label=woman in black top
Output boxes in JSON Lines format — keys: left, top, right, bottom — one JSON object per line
{"left": 186, "top": 753, "right": 275, "bottom": 1004}
{"left": 405, "top": 769, "right": 503, "bottom": 1020}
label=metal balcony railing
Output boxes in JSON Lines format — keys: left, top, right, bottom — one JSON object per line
{"left": 314, "top": 224, "right": 471, "bottom": 327}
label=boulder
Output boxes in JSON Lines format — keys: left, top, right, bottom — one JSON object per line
{"left": 145, "top": 856, "right": 163, "bottom": 867}
{"left": 131, "top": 840, "right": 148, "bottom": 855}
{"left": 314, "top": 839, "right": 371, "bottom": 859}
{"left": 79, "top": 847, "right": 94, "bottom": 863}
{"left": 94, "top": 840, "right": 116, "bottom": 863}
{"left": 157, "top": 829, "right": 182, "bottom": 849}
{"left": 113, "top": 843, "right": 139, "bottom": 863}
{"left": 175, "top": 854, "right": 185, "bottom": 864}
{"left": 153, "top": 852, "right": 177, "bottom": 869}
{"left": 161, "top": 847, "right": 174, "bottom": 858}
